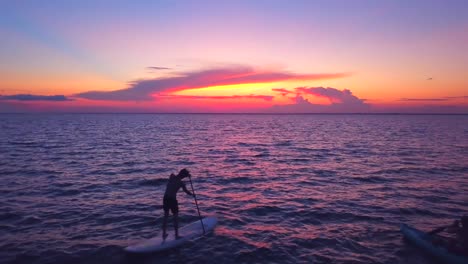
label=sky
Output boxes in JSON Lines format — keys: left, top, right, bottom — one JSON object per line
{"left": 0, "top": 0, "right": 467, "bottom": 113}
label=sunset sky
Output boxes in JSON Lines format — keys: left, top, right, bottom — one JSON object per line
{"left": 1, "top": 0, "right": 467, "bottom": 113}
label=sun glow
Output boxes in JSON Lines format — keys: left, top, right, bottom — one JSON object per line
{"left": 172, "top": 82, "right": 278, "bottom": 97}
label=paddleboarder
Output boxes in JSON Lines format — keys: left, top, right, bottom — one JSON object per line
{"left": 430, "top": 215, "right": 468, "bottom": 256}
{"left": 124, "top": 168, "right": 215, "bottom": 253}
{"left": 162, "top": 168, "right": 193, "bottom": 240}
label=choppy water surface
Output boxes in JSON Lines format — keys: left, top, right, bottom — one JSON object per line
{"left": 1, "top": 114, "right": 467, "bottom": 264}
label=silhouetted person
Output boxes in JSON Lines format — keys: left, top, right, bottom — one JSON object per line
{"left": 430, "top": 215, "right": 468, "bottom": 256}
{"left": 162, "top": 168, "right": 193, "bottom": 239}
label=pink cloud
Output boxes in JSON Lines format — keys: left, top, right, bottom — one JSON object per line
{"left": 296, "top": 87, "right": 367, "bottom": 105}
{"left": 269, "top": 87, "right": 370, "bottom": 113}
{"left": 272, "top": 88, "right": 295, "bottom": 97}
{"left": 76, "top": 66, "right": 350, "bottom": 101}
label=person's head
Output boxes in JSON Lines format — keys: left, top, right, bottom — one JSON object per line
{"left": 461, "top": 215, "right": 468, "bottom": 228}
{"left": 178, "top": 168, "right": 191, "bottom": 179}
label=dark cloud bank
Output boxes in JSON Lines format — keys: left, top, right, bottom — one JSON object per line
{"left": 0, "top": 94, "right": 72, "bottom": 101}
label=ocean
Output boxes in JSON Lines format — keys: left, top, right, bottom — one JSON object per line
{"left": 1, "top": 114, "right": 467, "bottom": 264}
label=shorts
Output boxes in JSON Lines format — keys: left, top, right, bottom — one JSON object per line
{"left": 163, "top": 195, "right": 179, "bottom": 214}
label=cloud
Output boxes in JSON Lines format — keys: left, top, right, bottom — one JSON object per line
{"left": 400, "top": 96, "right": 468, "bottom": 102}
{"left": 296, "top": 87, "right": 367, "bottom": 105}
{"left": 400, "top": 98, "right": 448, "bottom": 102}
{"left": 0, "top": 94, "right": 72, "bottom": 101}
{"left": 272, "top": 88, "right": 295, "bottom": 97}
{"left": 76, "top": 66, "right": 350, "bottom": 101}
{"left": 269, "top": 87, "right": 370, "bottom": 113}
{"left": 447, "top": 96, "right": 468, "bottom": 99}
{"left": 147, "top": 66, "right": 172, "bottom": 70}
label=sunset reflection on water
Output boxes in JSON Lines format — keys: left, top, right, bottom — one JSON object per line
{"left": 0, "top": 114, "right": 467, "bottom": 264}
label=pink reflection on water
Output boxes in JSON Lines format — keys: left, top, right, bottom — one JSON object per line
{"left": 216, "top": 226, "right": 272, "bottom": 249}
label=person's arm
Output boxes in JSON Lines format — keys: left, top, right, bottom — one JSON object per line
{"left": 445, "top": 220, "right": 460, "bottom": 233}
{"left": 428, "top": 220, "right": 460, "bottom": 235}
{"left": 181, "top": 182, "right": 193, "bottom": 196}
{"left": 428, "top": 226, "right": 446, "bottom": 235}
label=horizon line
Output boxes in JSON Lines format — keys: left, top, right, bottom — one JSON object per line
{"left": 0, "top": 112, "right": 467, "bottom": 115}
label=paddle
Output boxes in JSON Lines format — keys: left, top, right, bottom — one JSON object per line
{"left": 188, "top": 174, "right": 206, "bottom": 234}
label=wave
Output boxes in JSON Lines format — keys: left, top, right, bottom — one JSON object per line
{"left": 350, "top": 175, "right": 389, "bottom": 183}
{"left": 138, "top": 178, "right": 167, "bottom": 187}
{"left": 284, "top": 209, "right": 385, "bottom": 223}
{"left": 389, "top": 207, "right": 441, "bottom": 217}
{"left": 53, "top": 189, "right": 81, "bottom": 196}
{"left": 18, "top": 216, "right": 42, "bottom": 225}
{"left": 239, "top": 205, "right": 284, "bottom": 217}
{"left": 223, "top": 158, "right": 256, "bottom": 166}
{"left": 0, "top": 211, "right": 22, "bottom": 222}
{"left": 216, "top": 176, "right": 260, "bottom": 185}
{"left": 372, "top": 166, "right": 468, "bottom": 176}
{"left": 0, "top": 169, "right": 61, "bottom": 176}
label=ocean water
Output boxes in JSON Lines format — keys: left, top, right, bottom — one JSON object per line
{"left": 0, "top": 113, "right": 467, "bottom": 264}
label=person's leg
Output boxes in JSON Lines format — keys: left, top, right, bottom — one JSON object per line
{"left": 162, "top": 197, "right": 169, "bottom": 239}
{"left": 162, "top": 211, "right": 169, "bottom": 239}
{"left": 174, "top": 212, "right": 180, "bottom": 238}
{"left": 173, "top": 199, "right": 181, "bottom": 239}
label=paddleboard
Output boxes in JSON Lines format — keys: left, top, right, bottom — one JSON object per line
{"left": 400, "top": 224, "right": 468, "bottom": 264}
{"left": 125, "top": 216, "right": 217, "bottom": 253}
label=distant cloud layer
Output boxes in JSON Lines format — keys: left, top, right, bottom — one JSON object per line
{"left": 0, "top": 94, "right": 72, "bottom": 101}
{"left": 399, "top": 96, "right": 468, "bottom": 102}
{"left": 76, "top": 66, "right": 349, "bottom": 101}
{"left": 147, "top": 66, "right": 172, "bottom": 70}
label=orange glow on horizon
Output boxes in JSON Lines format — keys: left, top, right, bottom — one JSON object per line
{"left": 0, "top": 72, "right": 123, "bottom": 96}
